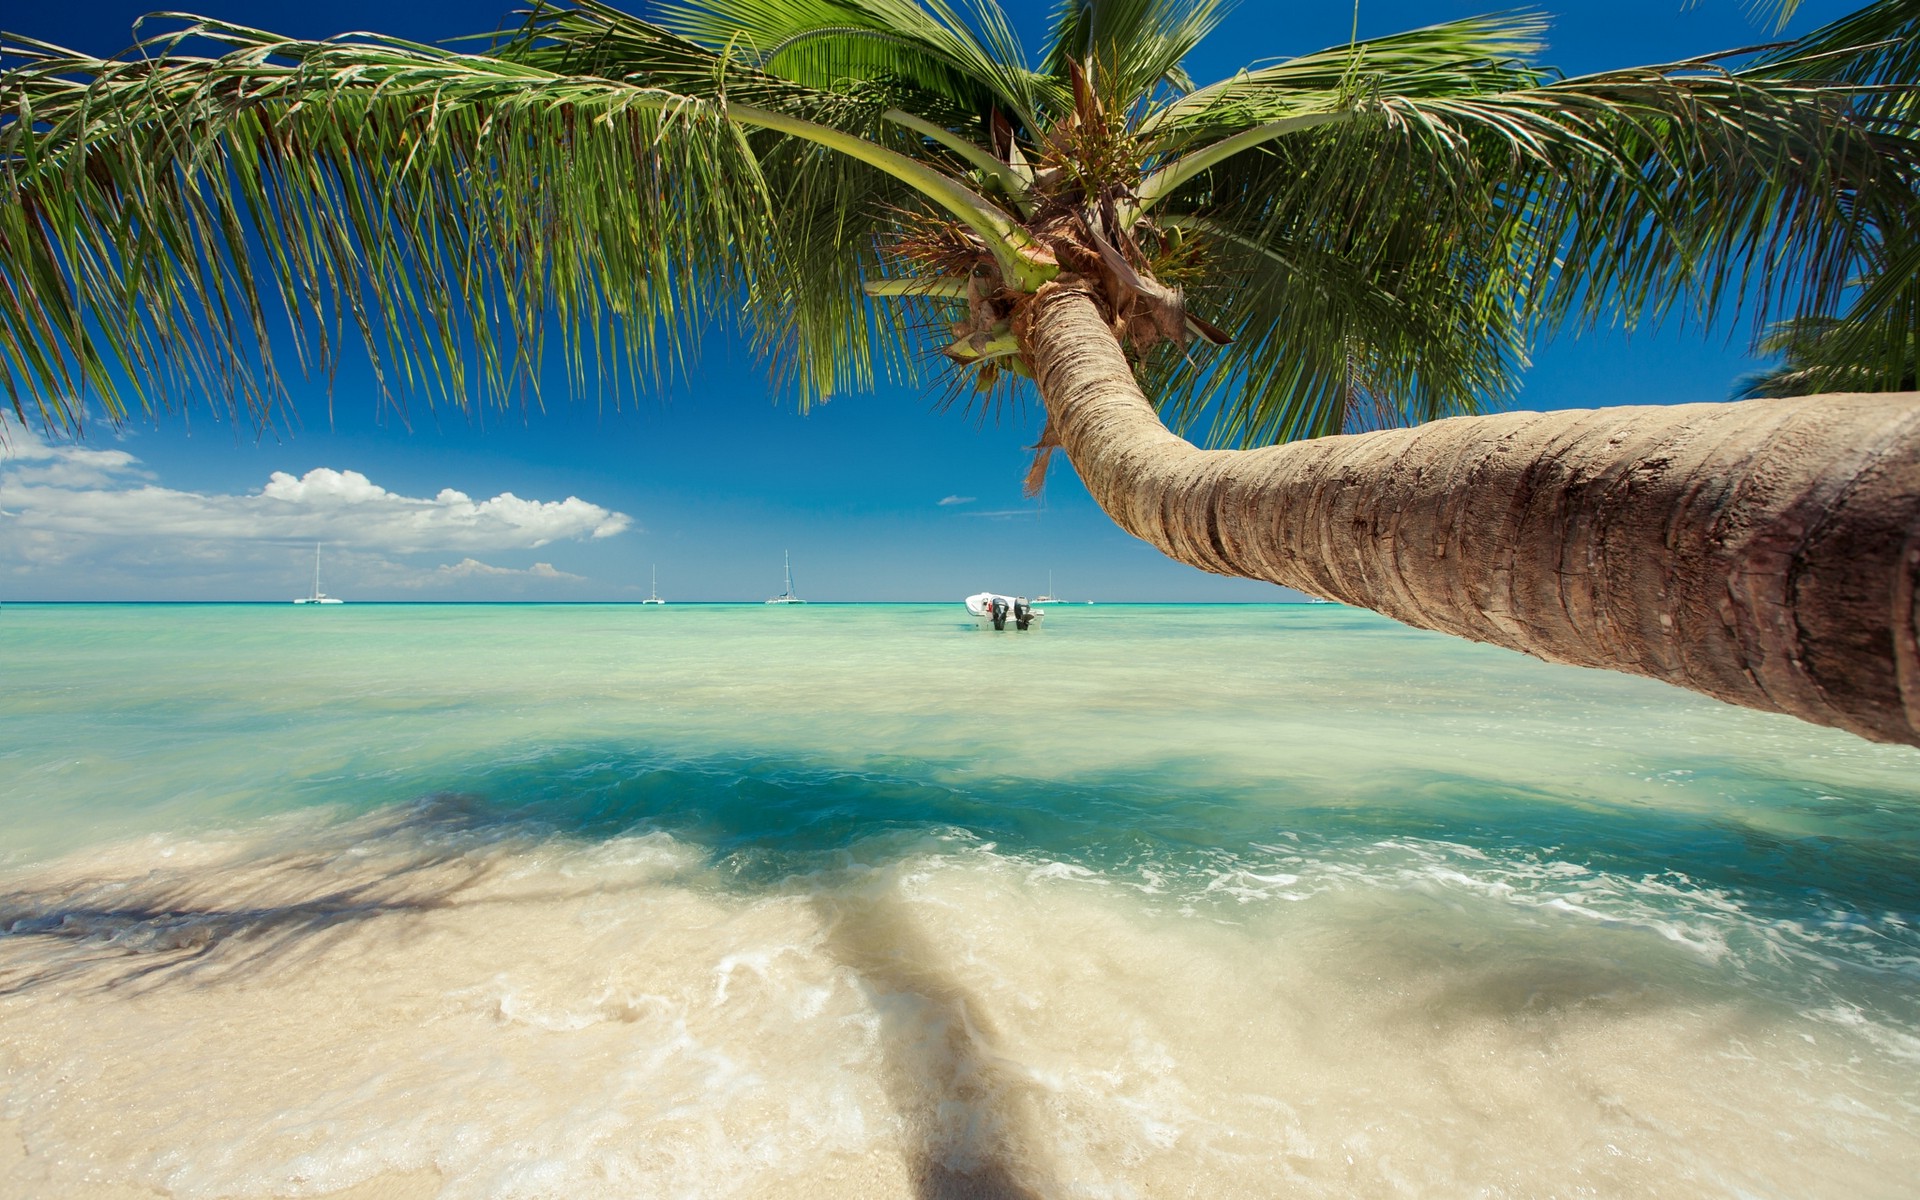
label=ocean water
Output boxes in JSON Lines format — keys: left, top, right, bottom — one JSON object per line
{"left": 1, "top": 602, "right": 1915, "bottom": 1199}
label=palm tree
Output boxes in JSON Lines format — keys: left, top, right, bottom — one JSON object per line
{"left": 2, "top": 1, "right": 1916, "bottom": 744}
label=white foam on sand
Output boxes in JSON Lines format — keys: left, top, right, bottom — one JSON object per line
{"left": 1, "top": 809, "right": 1916, "bottom": 1199}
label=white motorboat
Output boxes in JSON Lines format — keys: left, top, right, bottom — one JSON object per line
{"left": 766, "top": 551, "right": 806, "bottom": 604}
{"left": 965, "top": 592, "right": 1043, "bottom": 630}
{"left": 293, "top": 543, "right": 344, "bottom": 604}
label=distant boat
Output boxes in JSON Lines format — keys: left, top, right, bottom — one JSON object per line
{"left": 643, "top": 565, "right": 666, "bottom": 605}
{"left": 965, "top": 592, "right": 1043, "bottom": 630}
{"left": 293, "top": 543, "right": 344, "bottom": 604}
{"left": 1034, "top": 571, "right": 1062, "bottom": 604}
{"left": 765, "top": 551, "right": 806, "bottom": 605}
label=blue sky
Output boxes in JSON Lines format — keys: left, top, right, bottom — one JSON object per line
{"left": 0, "top": 0, "right": 1857, "bottom": 601}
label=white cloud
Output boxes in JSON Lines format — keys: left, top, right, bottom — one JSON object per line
{"left": 0, "top": 430, "right": 630, "bottom": 553}
{"left": 1, "top": 425, "right": 148, "bottom": 489}
{"left": 415, "top": 558, "right": 586, "bottom": 585}
{"left": 937, "top": 495, "right": 975, "bottom": 506}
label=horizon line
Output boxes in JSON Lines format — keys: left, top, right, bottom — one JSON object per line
{"left": 0, "top": 598, "right": 1329, "bottom": 607}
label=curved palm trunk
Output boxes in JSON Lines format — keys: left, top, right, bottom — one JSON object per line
{"left": 1017, "top": 280, "right": 1920, "bottom": 747}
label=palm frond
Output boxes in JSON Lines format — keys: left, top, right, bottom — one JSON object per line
{"left": 0, "top": 17, "right": 794, "bottom": 428}
{"left": 653, "top": 0, "right": 1044, "bottom": 128}
{"left": 1140, "top": 12, "right": 1552, "bottom": 146}
{"left": 1749, "top": 0, "right": 1806, "bottom": 35}
{"left": 732, "top": 112, "right": 927, "bottom": 402}
{"left": 533, "top": 0, "right": 1053, "bottom": 239}
{"left": 1413, "top": 65, "right": 1914, "bottom": 337}
{"left": 1136, "top": 120, "right": 1536, "bottom": 444}
{"left": 1748, "top": 0, "right": 1919, "bottom": 123}
{"left": 4, "top": 1, "right": 1912, "bottom": 451}
{"left": 0, "top": 10, "right": 1026, "bottom": 428}
{"left": 1123, "top": 45, "right": 1916, "bottom": 445}
{"left": 1177, "top": 58, "right": 1912, "bottom": 332}
{"left": 1737, "top": 229, "right": 1919, "bottom": 396}
{"left": 1041, "top": 0, "right": 1233, "bottom": 108}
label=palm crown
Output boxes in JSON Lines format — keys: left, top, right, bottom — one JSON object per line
{"left": 1, "top": 0, "right": 1913, "bottom": 444}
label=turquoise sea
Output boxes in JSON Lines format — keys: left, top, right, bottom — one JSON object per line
{"left": 1, "top": 602, "right": 1916, "bottom": 1198}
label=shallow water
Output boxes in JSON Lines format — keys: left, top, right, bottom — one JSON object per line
{"left": 1, "top": 603, "right": 1915, "bottom": 1198}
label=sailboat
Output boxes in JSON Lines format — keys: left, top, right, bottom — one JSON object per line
{"left": 765, "top": 551, "right": 806, "bottom": 605}
{"left": 1034, "top": 571, "right": 1062, "bottom": 604}
{"left": 642, "top": 565, "right": 666, "bottom": 605}
{"left": 292, "top": 543, "right": 344, "bottom": 604}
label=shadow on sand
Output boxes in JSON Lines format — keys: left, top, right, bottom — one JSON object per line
{"left": 0, "top": 800, "right": 506, "bottom": 997}
{"left": 814, "top": 886, "right": 1048, "bottom": 1199}
{"left": 7, "top": 741, "right": 1909, "bottom": 1191}
{"left": 0, "top": 792, "right": 1053, "bottom": 1194}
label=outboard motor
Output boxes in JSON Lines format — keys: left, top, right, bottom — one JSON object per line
{"left": 990, "top": 597, "right": 1009, "bottom": 630}
{"left": 1013, "top": 599, "right": 1032, "bottom": 631}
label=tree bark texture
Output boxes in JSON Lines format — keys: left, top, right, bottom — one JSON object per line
{"left": 1017, "top": 279, "right": 1920, "bottom": 747}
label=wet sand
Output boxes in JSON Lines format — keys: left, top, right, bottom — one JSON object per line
{"left": 3, "top": 811, "right": 1914, "bottom": 1199}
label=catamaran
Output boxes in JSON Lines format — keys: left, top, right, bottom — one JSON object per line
{"left": 643, "top": 565, "right": 666, "bottom": 605}
{"left": 765, "top": 551, "right": 805, "bottom": 604}
{"left": 293, "top": 543, "right": 344, "bottom": 604}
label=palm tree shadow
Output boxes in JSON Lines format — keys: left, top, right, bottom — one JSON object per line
{"left": 0, "top": 796, "right": 505, "bottom": 997}
{"left": 3, "top": 786, "right": 1059, "bottom": 1197}
{"left": 812, "top": 887, "right": 1049, "bottom": 1200}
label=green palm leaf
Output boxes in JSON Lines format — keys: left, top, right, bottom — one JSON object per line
{"left": 1041, "top": 0, "right": 1234, "bottom": 103}
{"left": 1130, "top": 37, "right": 1915, "bottom": 441}
{"left": 1735, "top": 0, "right": 1920, "bottom": 391}
{"left": 3, "top": 0, "right": 1912, "bottom": 445}
{"left": 654, "top": 0, "right": 1044, "bottom": 127}
{"left": 1142, "top": 11, "right": 1552, "bottom": 145}
{"left": 1, "top": 16, "right": 793, "bottom": 427}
